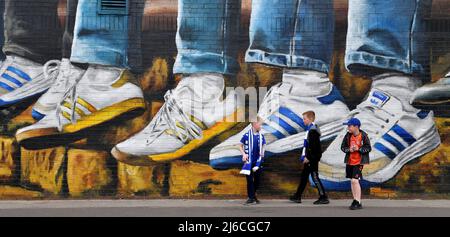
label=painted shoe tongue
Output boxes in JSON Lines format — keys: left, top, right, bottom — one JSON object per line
{"left": 367, "top": 90, "right": 391, "bottom": 109}
{"left": 85, "top": 65, "right": 122, "bottom": 85}
{"left": 176, "top": 78, "right": 223, "bottom": 105}
{"left": 282, "top": 73, "right": 331, "bottom": 97}
{"left": 11, "top": 55, "right": 41, "bottom": 67}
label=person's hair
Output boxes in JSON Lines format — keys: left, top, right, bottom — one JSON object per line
{"left": 252, "top": 116, "right": 264, "bottom": 125}
{"left": 302, "top": 111, "right": 316, "bottom": 121}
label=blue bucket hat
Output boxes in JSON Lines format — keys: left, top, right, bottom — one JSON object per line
{"left": 343, "top": 118, "right": 361, "bottom": 127}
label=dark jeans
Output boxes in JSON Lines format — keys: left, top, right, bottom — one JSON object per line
{"left": 246, "top": 168, "right": 261, "bottom": 199}
{"left": 3, "top": 0, "right": 77, "bottom": 64}
{"left": 295, "top": 162, "right": 327, "bottom": 199}
{"left": 1, "top": 0, "right": 144, "bottom": 71}
{"left": 0, "top": 1, "right": 4, "bottom": 60}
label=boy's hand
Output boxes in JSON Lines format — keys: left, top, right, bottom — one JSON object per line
{"left": 242, "top": 154, "right": 249, "bottom": 162}
{"left": 303, "top": 158, "right": 309, "bottom": 164}
{"left": 252, "top": 166, "right": 259, "bottom": 172}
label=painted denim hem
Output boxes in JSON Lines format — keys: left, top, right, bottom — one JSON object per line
{"left": 70, "top": 46, "right": 128, "bottom": 68}
{"left": 345, "top": 51, "right": 425, "bottom": 75}
{"left": 173, "top": 51, "right": 239, "bottom": 75}
{"left": 245, "top": 49, "right": 329, "bottom": 73}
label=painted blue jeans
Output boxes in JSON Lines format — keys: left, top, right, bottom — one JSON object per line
{"left": 0, "top": 0, "right": 433, "bottom": 74}
{"left": 246, "top": 0, "right": 334, "bottom": 73}
{"left": 174, "top": 0, "right": 335, "bottom": 75}
{"left": 175, "top": 0, "right": 431, "bottom": 76}
{"left": 70, "top": 0, "right": 129, "bottom": 68}
{"left": 346, "top": 0, "right": 432, "bottom": 76}
{"left": 173, "top": 0, "right": 242, "bottom": 75}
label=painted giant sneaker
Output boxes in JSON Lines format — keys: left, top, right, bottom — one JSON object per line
{"left": 111, "top": 73, "right": 243, "bottom": 166}
{"left": 318, "top": 73, "right": 441, "bottom": 191}
{"left": 0, "top": 55, "right": 53, "bottom": 108}
{"left": 31, "top": 58, "right": 86, "bottom": 120}
{"left": 209, "top": 69, "right": 350, "bottom": 169}
{"left": 15, "top": 64, "right": 145, "bottom": 149}
{"left": 410, "top": 71, "right": 450, "bottom": 114}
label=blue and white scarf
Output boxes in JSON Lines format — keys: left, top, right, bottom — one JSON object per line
{"left": 300, "top": 123, "right": 315, "bottom": 162}
{"left": 240, "top": 128, "right": 263, "bottom": 175}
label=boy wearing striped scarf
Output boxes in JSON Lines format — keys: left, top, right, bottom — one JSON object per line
{"left": 240, "top": 117, "right": 266, "bottom": 205}
{"left": 290, "top": 111, "right": 329, "bottom": 204}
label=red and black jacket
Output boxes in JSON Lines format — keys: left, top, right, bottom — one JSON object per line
{"left": 340, "top": 130, "right": 371, "bottom": 165}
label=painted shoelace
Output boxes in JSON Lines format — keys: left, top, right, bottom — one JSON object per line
{"left": 145, "top": 89, "right": 204, "bottom": 145}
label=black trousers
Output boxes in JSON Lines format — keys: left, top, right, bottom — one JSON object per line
{"left": 3, "top": 0, "right": 76, "bottom": 63}
{"left": 295, "top": 162, "right": 327, "bottom": 198}
{"left": 246, "top": 168, "right": 261, "bottom": 199}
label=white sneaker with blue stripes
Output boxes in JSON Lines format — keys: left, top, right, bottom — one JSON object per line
{"left": 209, "top": 69, "right": 350, "bottom": 169}
{"left": 318, "top": 73, "right": 441, "bottom": 191}
{"left": 0, "top": 55, "right": 51, "bottom": 109}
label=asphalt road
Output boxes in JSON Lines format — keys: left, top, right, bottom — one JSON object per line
{"left": 0, "top": 199, "right": 449, "bottom": 217}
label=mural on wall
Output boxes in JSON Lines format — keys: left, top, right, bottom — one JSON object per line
{"left": 0, "top": 0, "right": 449, "bottom": 199}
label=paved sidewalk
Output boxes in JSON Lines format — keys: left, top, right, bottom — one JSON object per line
{"left": 0, "top": 199, "right": 449, "bottom": 217}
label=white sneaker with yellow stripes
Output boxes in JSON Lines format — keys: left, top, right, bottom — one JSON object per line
{"left": 31, "top": 58, "right": 86, "bottom": 120}
{"left": 16, "top": 64, "right": 145, "bottom": 148}
{"left": 318, "top": 73, "right": 441, "bottom": 191}
{"left": 111, "top": 73, "right": 243, "bottom": 166}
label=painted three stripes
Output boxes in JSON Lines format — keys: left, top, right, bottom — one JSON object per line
{"left": 2, "top": 74, "right": 23, "bottom": 87}
{"left": 0, "top": 81, "right": 14, "bottom": 91}
{"left": 0, "top": 66, "right": 32, "bottom": 92}
{"left": 263, "top": 107, "right": 307, "bottom": 139}
{"left": 263, "top": 106, "right": 417, "bottom": 160}
{"left": 374, "top": 124, "right": 416, "bottom": 159}
{"left": 60, "top": 98, "right": 97, "bottom": 121}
